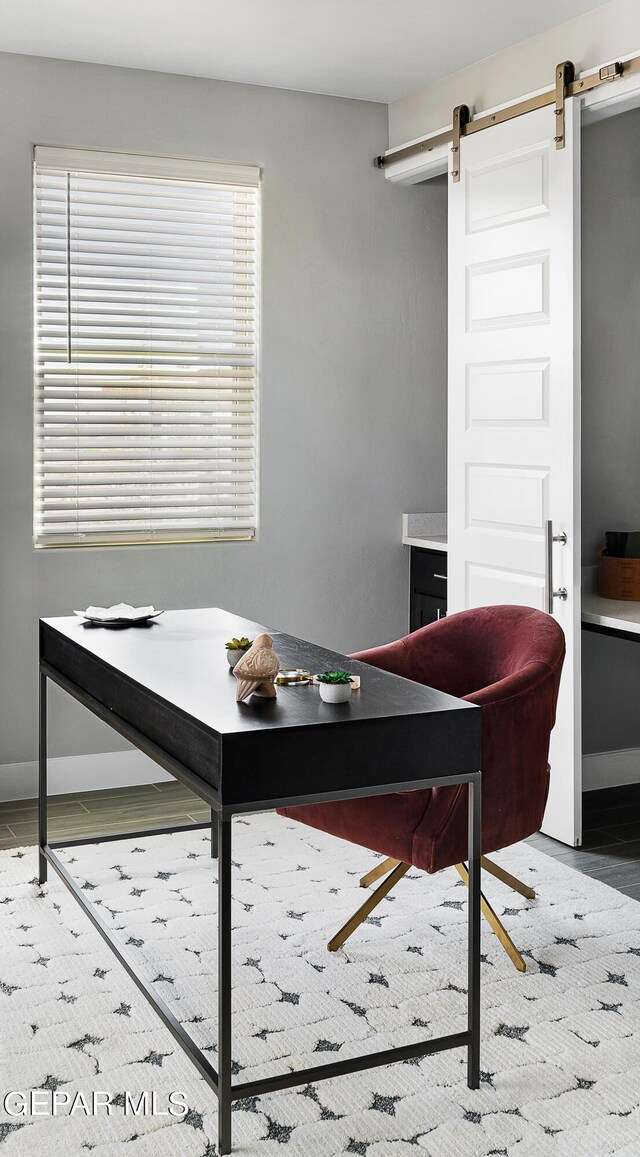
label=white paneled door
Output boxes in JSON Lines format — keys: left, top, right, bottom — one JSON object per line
{"left": 448, "top": 100, "right": 581, "bottom": 845}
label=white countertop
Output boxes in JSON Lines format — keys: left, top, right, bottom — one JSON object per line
{"left": 402, "top": 513, "right": 447, "bottom": 552}
{"left": 582, "top": 589, "right": 640, "bottom": 636}
{"left": 403, "top": 534, "right": 448, "bottom": 551}
{"left": 404, "top": 543, "right": 639, "bottom": 630}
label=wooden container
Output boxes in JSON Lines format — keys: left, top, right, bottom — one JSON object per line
{"left": 599, "top": 553, "right": 640, "bottom": 601}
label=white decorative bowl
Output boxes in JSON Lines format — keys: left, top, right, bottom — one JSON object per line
{"left": 318, "top": 682, "right": 352, "bottom": 704}
{"left": 74, "top": 604, "right": 163, "bottom": 625}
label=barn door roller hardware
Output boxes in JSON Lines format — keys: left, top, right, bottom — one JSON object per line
{"left": 554, "top": 60, "right": 576, "bottom": 149}
{"left": 450, "top": 60, "right": 574, "bottom": 182}
{"left": 451, "top": 104, "right": 470, "bottom": 182}
{"left": 376, "top": 53, "right": 634, "bottom": 176}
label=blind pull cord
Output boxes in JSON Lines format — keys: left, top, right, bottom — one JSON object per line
{"left": 66, "top": 171, "right": 72, "bottom": 364}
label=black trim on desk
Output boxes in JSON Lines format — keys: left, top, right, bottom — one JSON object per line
{"left": 41, "top": 841, "right": 220, "bottom": 1095}
{"left": 42, "top": 660, "right": 479, "bottom": 818}
{"left": 42, "top": 815, "right": 478, "bottom": 1109}
{"left": 49, "top": 820, "right": 214, "bottom": 850}
{"left": 41, "top": 660, "right": 222, "bottom": 809}
{"left": 231, "top": 1032, "right": 471, "bottom": 1100}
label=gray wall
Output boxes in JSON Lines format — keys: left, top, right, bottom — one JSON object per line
{"left": 0, "top": 53, "right": 447, "bottom": 767}
{"left": 581, "top": 108, "right": 640, "bottom": 754}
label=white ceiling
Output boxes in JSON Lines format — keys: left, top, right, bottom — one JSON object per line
{"left": 0, "top": 0, "right": 609, "bottom": 103}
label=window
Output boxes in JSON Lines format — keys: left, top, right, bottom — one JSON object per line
{"left": 33, "top": 147, "right": 260, "bottom": 547}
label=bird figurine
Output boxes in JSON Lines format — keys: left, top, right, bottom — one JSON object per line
{"left": 233, "top": 633, "right": 280, "bottom": 702}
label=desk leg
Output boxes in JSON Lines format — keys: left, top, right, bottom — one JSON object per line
{"left": 38, "top": 671, "right": 48, "bottom": 885}
{"left": 467, "top": 773, "right": 481, "bottom": 1089}
{"left": 211, "top": 808, "right": 218, "bottom": 859}
{"left": 217, "top": 813, "right": 232, "bottom": 1154}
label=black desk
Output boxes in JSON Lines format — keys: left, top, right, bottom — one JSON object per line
{"left": 39, "top": 607, "right": 481, "bottom": 1154}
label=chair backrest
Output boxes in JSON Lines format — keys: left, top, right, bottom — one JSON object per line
{"left": 351, "top": 606, "right": 565, "bottom": 872}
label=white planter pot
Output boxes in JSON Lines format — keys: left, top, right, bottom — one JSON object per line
{"left": 227, "top": 649, "right": 246, "bottom": 669}
{"left": 318, "top": 682, "right": 352, "bottom": 704}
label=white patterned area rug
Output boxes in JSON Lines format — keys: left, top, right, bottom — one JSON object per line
{"left": 2, "top": 814, "right": 640, "bottom": 1157}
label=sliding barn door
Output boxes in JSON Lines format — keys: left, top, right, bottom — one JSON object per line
{"left": 448, "top": 100, "right": 581, "bottom": 845}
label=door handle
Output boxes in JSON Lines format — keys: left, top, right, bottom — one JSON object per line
{"left": 545, "top": 519, "right": 568, "bottom": 613}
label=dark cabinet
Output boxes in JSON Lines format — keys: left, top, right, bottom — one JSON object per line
{"left": 409, "top": 547, "right": 447, "bottom": 631}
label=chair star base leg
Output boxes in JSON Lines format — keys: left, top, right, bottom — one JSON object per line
{"left": 338, "top": 850, "right": 531, "bottom": 971}
{"left": 359, "top": 856, "right": 401, "bottom": 889}
{"left": 481, "top": 855, "right": 536, "bottom": 900}
{"left": 328, "top": 861, "right": 410, "bottom": 953}
{"left": 455, "top": 862, "right": 526, "bottom": 972}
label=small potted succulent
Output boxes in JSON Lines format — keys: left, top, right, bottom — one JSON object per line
{"left": 225, "top": 636, "right": 253, "bottom": 669}
{"left": 317, "top": 670, "right": 354, "bottom": 704}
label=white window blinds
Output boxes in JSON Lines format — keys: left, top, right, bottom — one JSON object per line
{"left": 34, "top": 147, "right": 260, "bottom": 547}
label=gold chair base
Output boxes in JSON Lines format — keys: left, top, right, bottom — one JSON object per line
{"left": 330, "top": 852, "right": 536, "bottom": 971}
{"left": 327, "top": 861, "right": 409, "bottom": 952}
{"left": 454, "top": 862, "right": 526, "bottom": 972}
{"left": 480, "top": 854, "right": 536, "bottom": 900}
{"left": 359, "top": 856, "right": 400, "bottom": 889}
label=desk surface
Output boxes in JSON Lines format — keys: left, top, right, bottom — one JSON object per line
{"left": 41, "top": 608, "right": 474, "bottom": 733}
{"left": 40, "top": 608, "right": 480, "bottom": 809}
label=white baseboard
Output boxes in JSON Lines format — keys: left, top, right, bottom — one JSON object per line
{"left": 0, "top": 749, "right": 170, "bottom": 802}
{"left": 582, "top": 746, "right": 640, "bottom": 792}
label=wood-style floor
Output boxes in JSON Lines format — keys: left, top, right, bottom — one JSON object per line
{"left": 524, "top": 782, "right": 640, "bottom": 901}
{"left": 0, "top": 779, "right": 210, "bottom": 851}
{"left": 1, "top": 781, "right": 640, "bottom": 903}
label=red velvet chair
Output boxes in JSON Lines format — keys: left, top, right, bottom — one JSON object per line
{"left": 279, "top": 605, "right": 565, "bottom": 971}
